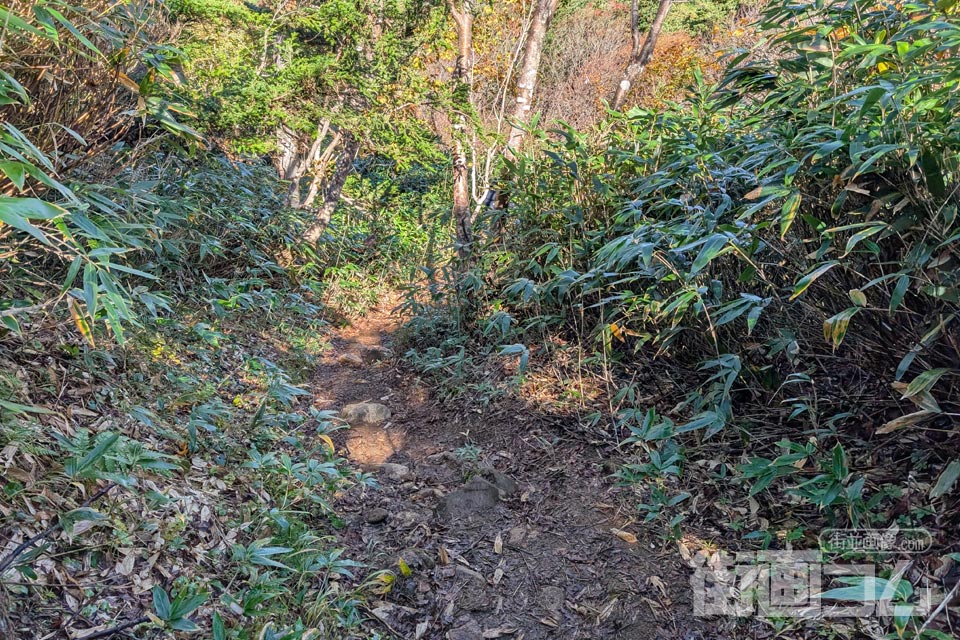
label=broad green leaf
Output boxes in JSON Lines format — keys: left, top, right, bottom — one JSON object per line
{"left": 819, "top": 576, "right": 911, "bottom": 602}
{"left": 0, "top": 399, "right": 55, "bottom": 415}
{"left": 842, "top": 223, "right": 886, "bottom": 256}
{"left": 902, "top": 368, "right": 950, "bottom": 399}
{"left": 691, "top": 234, "right": 729, "bottom": 275}
{"left": 930, "top": 460, "right": 960, "bottom": 499}
{"left": 152, "top": 586, "right": 172, "bottom": 620}
{"left": 890, "top": 275, "right": 909, "bottom": 313}
{"left": 791, "top": 261, "right": 839, "bottom": 301}
{"left": 0, "top": 161, "right": 27, "bottom": 190}
{"left": 823, "top": 307, "right": 860, "bottom": 349}
{"left": 780, "top": 191, "right": 801, "bottom": 238}
{"left": 0, "top": 197, "right": 66, "bottom": 245}
{"left": 65, "top": 433, "right": 118, "bottom": 478}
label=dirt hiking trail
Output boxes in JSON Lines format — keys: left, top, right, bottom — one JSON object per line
{"left": 316, "top": 299, "right": 708, "bottom": 640}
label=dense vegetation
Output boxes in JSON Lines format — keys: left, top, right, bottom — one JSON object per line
{"left": 1, "top": 0, "right": 958, "bottom": 637}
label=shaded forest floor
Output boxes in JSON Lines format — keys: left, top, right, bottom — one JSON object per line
{"left": 317, "top": 298, "right": 707, "bottom": 639}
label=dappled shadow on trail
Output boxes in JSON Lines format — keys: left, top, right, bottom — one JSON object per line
{"left": 313, "top": 298, "right": 708, "bottom": 640}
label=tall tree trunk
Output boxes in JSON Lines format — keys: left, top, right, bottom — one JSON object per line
{"left": 302, "top": 129, "right": 342, "bottom": 209}
{"left": 611, "top": 0, "right": 672, "bottom": 111}
{"left": 449, "top": 0, "right": 475, "bottom": 263}
{"left": 504, "top": 0, "right": 560, "bottom": 160}
{"left": 304, "top": 134, "right": 359, "bottom": 244}
{"left": 277, "top": 123, "right": 307, "bottom": 208}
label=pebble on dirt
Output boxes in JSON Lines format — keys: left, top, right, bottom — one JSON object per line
{"left": 376, "top": 461, "right": 412, "bottom": 481}
{"left": 340, "top": 401, "right": 391, "bottom": 426}
{"left": 436, "top": 476, "right": 501, "bottom": 521}
{"left": 482, "top": 468, "right": 519, "bottom": 497}
{"left": 365, "top": 508, "right": 389, "bottom": 524}
{"left": 445, "top": 618, "right": 483, "bottom": 640}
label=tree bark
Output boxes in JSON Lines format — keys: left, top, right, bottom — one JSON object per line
{"left": 611, "top": 0, "right": 673, "bottom": 111}
{"left": 276, "top": 123, "right": 307, "bottom": 208}
{"left": 449, "top": 0, "right": 475, "bottom": 263}
{"left": 302, "top": 129, "right": 342, "bottom": 209}
{"left": 304, "top": 133, "right": 359, "bottom": 244}
{"left": 504, "top": 0, "right": 560, "bottom": 160}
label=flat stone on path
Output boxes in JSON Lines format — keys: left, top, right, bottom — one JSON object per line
{"left": 446, "top": 618, "right": 482, "bottom": 640}
{"left": 437, "top": 476, "right": 500, "bottom": 521}
{"left": 483, "top": 469, "right": 519, "bottom": 497}
{"left": 340, "top": 402, "right": 391, "bottom": 426}
{"left": 365, "top": 508, "right": 389, "bottom": 524}
{"left": 376, "top": 462, "right": 412, "bottom": 481}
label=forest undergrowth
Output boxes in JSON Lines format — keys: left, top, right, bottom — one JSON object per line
{"left": 2, "top": 0, "right": 960, "bottom": 638}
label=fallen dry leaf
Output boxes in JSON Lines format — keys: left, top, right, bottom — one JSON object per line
{"left": 610, "top": 528, "right": 637, "bottom": 544}
{"left": 648, "top": 575, "right": 668, "bottom": 597}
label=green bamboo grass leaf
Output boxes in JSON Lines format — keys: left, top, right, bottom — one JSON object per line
{"left": 0, "top": 6, "right": 43, "bottom": 37}
{"left": 791, "top": 261, "right": 839, "bottom": 300}
{"left": 902, "top": 368, "right": 951, "bottom": 399}
{"left": 44, "top": 7, "right": 103, "bottom": 57}
{"left": 843, "top": 223, "right": 887, "bottom": 256}
{"left": 691, "top": 234, "right": 730, "bottom": 275}
{"left": 780, "top": 191, "right": 801, "bottom": 238}
{"left": 823, "top": 307, "right": 860, "bottom": 348}
{"left": 0, "top": 197, "right": 66, "bottom": 244}
{"left": 930, "top": 461, "right": 960, "bottom": 499}
{"left": 890, "top": 275, "right": 910, "bottom": 313}
{"left": 0, "top": 161, "right": 28, "bottom": 190}
{"left": 65, "top": 433, "right": 119, "bottom": 478}
{"left": 819, "top": 576, "right": 911, "bottom": 602}
{"left": 0, "top": 399, "right": 56, "bottom": 415}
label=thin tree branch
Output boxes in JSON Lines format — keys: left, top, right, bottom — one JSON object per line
{"left": 0, "top": 483, "right": 116, "bottom": 574}
{"left": 79, "top": 616, "right": 150, "bottom": 639}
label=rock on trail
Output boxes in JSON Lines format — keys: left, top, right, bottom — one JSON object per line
{"left": 340, "top": 401, "right": 391, "bottom": 426}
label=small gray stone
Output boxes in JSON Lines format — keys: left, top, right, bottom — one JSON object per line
{"left": 426, "top": 451, "right": 456, "bottom": 464}
{"left": 398, "top": 547, "right": 435, "bottom": 571}
{"left": 340, "top": 402, "right": 391, "bottom": 426}
{"left": 483, "top": 469, "right": 519, "bottom": 497}
{"left": 436, "top": 477, "right": 500, "bottom": 521}
{"left": 336, "top": 353, "right": 364, "bottom": 367}
{"left": 446, "top": 618, "right": 483, "bottom": 640}
{"left": 540, "top": 585, "right": 565, "bottom": 612}
{"left": 365, "top": 508, "right": 389, "bottom": 524}
{"left": 455, "top": 567, "right": 493, "bottom": 612}
{"left": 412, "top": 487, "right": 443, "bottom": 502}
{"left": 376, "top": 462, "right": 412, "bottom": 481}
{"left": 393, "top": 510, "right": 420, "bottom": 529}
{"left": 361, "top": 345, "right": 389, "bottom": 363}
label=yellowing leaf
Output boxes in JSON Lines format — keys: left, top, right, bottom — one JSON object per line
{"left": 116, "top": 72, "right": 140, "bottom": 93}
{"left": 68, "top": 297, "right": 95, "bottom": 347}
{"left": 610, "top": 528, "right": 637, "bottom": 543}
{"left": 317, "top": 433, "right": 335, "bottom": 452}
{"left": 877, "top": 410, "right": 938, "bottom": 434}
{"left": 398, "top": 557, "right": 412, "bottom": 577}
{"left": 609, "top": 322, "right": 624, "bottom": 342}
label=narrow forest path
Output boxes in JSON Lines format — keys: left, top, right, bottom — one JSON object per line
{"left": 314, "top": 298, "right": 706, "bottom": 640}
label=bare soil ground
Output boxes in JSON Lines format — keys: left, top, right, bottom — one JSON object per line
{"left": 315, "top": 300, "right": 709, "bottom": 640}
